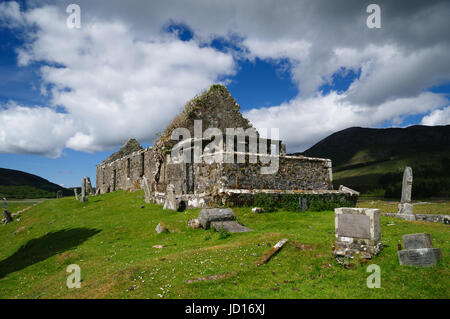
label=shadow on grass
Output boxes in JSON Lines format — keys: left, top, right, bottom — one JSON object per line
{"left": 0, "top": 228, "right": 101, "bottom": 278}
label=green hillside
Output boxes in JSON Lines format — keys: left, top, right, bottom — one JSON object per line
{"left": 0, "top": 190, "right": 448, "bottom": 298}
{"left": 0, "top": 168, "right": 72, "bottom": 199}
{"left": 298, "top": 125, "right": 450, "bottom": 198}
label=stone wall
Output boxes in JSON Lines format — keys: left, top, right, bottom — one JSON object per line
{"left": 218, "top": 155, "right": 332, "bottom": 191}
{"left": 97, "top": 150, "right": 333, "bottom": 197}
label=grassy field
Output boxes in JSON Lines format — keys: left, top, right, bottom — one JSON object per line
{"left": 0, "top": 190, "right": 448, "bottom": 299}
{"left": 357, "top": 199, "right": 450, "bottom": 215}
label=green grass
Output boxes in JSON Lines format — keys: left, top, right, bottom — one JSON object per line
{"left": 0, "top": 190, "right": 448, "bottom": 299}
{"left": 357, "top": 199, "right": 450, "bottom": 215}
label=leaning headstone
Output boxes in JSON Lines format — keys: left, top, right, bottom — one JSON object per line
{"left": 80, "top": 177, "right": 88, "bottom": 202}
{"left": 334, "top": 207, "right": 383, "bottom": 258}
{"left": 141, "top": 176, "right": 152, "bottom": 204}
{"left": 198, "top": 208, "right": 236, "bottom": 229}
{"left": 74, "top": 188, "right": 79, "bottom": 200}
{"left": 86, "top": 177, "right": 94, "bottom": 195}
{"left": 163, "top": 184, "right": 177, "bottom": 211}
{"left": 398, "top": 233, "right": 442, "bottom": 267}
{"left": 397, "top": 167, "right": 415, "bottom": 220}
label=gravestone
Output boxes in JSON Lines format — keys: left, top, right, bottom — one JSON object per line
{"left": 163, "top": 184, "right": 177, "bottom": 211}
{"left": 210, "top": 220, "right": 253, "bottom": 233}
{"left": 334, "top": 207, "right": 383, "bottom": 258}
{"left": 80, "top": 177, "right": 88, "bottom": 202}
{"left": 86, "top": 177, "right": 94, "bottom": 195}
{"left": 299, "top": 197, "right": 309, "bottom": 212}
{"left": 74, "top": 188, "right": 79, "bottom": 200}
{"left": 198, "top": 208, "right": 236, "bottom": 229}
{"left": 3, "top": 199, "right": 12, "bottom": 224}
{"left": 398, "top": 233, "right": 442, "bottom": 267}
{"left": 141, "top": 177, "right": 152, "bottom": 204}
{"left": 397, "top": 167, "right": 415, "bottom": 220}
{"left": 155, "top": 221, "right": 169, "bottom": 234}
{"left": 56, "top": 190, "right": 63, "bottom": 199}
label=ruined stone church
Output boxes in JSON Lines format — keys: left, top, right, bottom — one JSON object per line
{"left": 96, "top": 85, "right": 353, "bottom": 208}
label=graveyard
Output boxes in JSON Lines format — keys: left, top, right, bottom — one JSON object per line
{"left": 0, "top": 190, "right": 448, "bottom": 299}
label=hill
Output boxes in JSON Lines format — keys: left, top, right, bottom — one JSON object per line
{"left": 0, "top": 190, "right": 448, "bottom": 298}
{"left": 296, "top": 125, "right": 450, "bottom": 198}
{"left": 0, "top": 168, "right": 72, "bottom": 199}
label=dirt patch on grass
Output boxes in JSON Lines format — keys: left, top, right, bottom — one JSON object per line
{"left": 185, "top": 272, "right": 235, "bottom": 284}
{"left": 291, "top": 241, "right": 316, "bottom": 251}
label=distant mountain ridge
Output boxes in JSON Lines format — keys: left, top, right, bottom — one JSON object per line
{"left": 295, "top": 125, "right": 450, "bottom": 198}
{"left": 0, "top": 168, "right": 71, "bottom": 199}
{"left": 298, "top": 125, "right": 450, "bottom": 168}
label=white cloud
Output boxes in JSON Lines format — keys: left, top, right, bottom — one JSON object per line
{"left": 421, "top": 106, "right": 450, "bottom": 126}
{"left": 0, "top": 2, "right": 235, "bottom": 156}
{"left": 1, "top": 0, "right": 450, "bottom": 156}
{"left": 0, "top": 102, "right": 75, "bottom": 158}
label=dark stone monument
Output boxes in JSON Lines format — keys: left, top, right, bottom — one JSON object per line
{"left": 398, "top": 233, "right": 442, "bottom": 267}
{"left": 3, "top": 198, "right": 12, "bottom": 224}
{"left": 299, "top": 197, "right": 309, "bottom": 212}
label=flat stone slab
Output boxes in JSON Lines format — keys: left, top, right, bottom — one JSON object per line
{"left": 210, "top": 221, "right": 252, "bottom": 233}
{"left": 198, "top": 208, "right": 236, "bottom": 229}
{"left": 398, "top": 248, "right": 442, "bottom": 267}
{"left": 336, "top": 213, "right": 371, "bottom": 238}
{"left": 402, "top": 233, "right": 433, "bottom": 250}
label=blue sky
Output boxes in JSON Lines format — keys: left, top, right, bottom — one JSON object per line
{"left": 0, "top": 1, "right": 449, "bottom": 188}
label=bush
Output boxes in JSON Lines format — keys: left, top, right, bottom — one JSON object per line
{"left": 254, "top": 193, "right": 278, "bottom": 212}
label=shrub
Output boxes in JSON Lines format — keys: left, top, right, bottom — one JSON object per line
{"left": 254, "top": 193, "right": 278, "bottom": 212}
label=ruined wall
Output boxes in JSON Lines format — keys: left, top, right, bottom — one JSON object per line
{"left": 96, "top": 147, "right": 157, "bottom": 194}
{"left": 97, "top": 149, "right": 333, "bottom": 196}
{"left": 220, "top": 156, "right": 332, "bottom": 191}
{"left": 191, "top": 155, "right": 332, "bottom": 194}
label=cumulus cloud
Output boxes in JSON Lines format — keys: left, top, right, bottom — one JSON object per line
{"left": 0, "top": 102, "right": 75, "bottom": 158}
{"left": 421, "top": 106, "right": 450, "bottom": 126}
{"left": 0, "top": 1, "right": 235, "bottom": 156}
{"left": 1, "top": 0, "right": 450, "bottom": 156}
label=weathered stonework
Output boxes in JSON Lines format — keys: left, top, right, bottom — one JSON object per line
{"left": 96, "top": 85, "right": 354, "bottom": 209}
{"left": 334, "top": 207, "right": 383, "bottom": 258}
